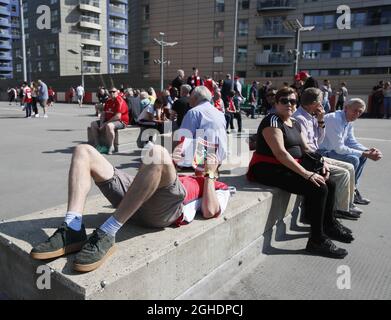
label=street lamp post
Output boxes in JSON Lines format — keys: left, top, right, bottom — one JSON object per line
{"left": 153, "top": 33, "right": 178, "bottom": 92}
{"left": 283, "top": 19, "right": 315, "bottom": 76}
{"left": 19, "top": 0, "right": 27, "bottom": 82}
{"left": 232, "top": 0, "right": 239, "bottom": 90}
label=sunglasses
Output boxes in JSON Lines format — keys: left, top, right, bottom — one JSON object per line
{"left": 109, "top": 91, "right": 117, "bottom": 94}
{"left": 279, "top": 98, "right": 297, "bottom": 106}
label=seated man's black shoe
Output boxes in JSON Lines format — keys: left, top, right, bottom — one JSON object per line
{"left": 334, "top": 219, "right": 353, "bottom": 234}
{"left": 306, "top": 238, "right": 348, "bottom": 259}
{"left": 350, "top": 203, "right": 363, "bottom": 215}
{"left": 73, "top": 229, "right": 116, "bottom": 273}
{"left": 30, "top": 223, "right": 87, "bottom": 260}
{"left": 354, "top": 189, "right": 371, "bottom": 205}
{"left": 335, "top": 210, "right": 359, "bottom": 220}
{"left": 325, "top": 225, "right": 354, "bottom": 243}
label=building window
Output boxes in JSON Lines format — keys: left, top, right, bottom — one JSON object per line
{"left": 214, "top": 21, "right": 224, "bottom": 39}
{"left": 237, "top": 46, "right": 247, "bottom": 63}
{"left": 143, "top": 5, "right": 150, "bottom": 21}
{"left": 16, "top": 64, "right": 22, "bottom": 72}
{"left": 238, "top": 19, "right": 249, "bottom": 37}
{"left": 213, "top": 47, "right": 223, "bottom": 63}
{"left": 236, "top": 71, "right": 246, "bottom": 78}
{"left": 215, "top": 0, "right": 224, "bottom": 13}
{"left": 142, "top": 28, "right": 150, "bottom": 44}
{"left": 37, "top": 62, "right": 42, "bottom": 72}
{"left": 49, "top": 61, "right": 56, "bottom": 72}
{"left": 239, "top": 0, "right": 249, "bottom": 10}
{"left": 143, "top": 50, "right": 149, "bottom": 65}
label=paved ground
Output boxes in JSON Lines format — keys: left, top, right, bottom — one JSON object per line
{"left": 1, "top": 101, "right": 390, "bottom": 300}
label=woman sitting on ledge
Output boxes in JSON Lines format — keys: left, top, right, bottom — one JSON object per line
{"left": 247, "top": 87, "right": 352, "bottom": 259}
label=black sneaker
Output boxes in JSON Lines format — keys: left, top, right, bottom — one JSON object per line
{"left": 325, "top": 225, "right": 354, "bottom": 243}
{"left": 334, "top": 210, "right": 359, "bottom": 220}
{"left": 306, "top": 238, "right": 348, "bottom": 259}
{"left": 73, "top": 229, "right": 116, "bottom": 273}
{"left": 334, "top": 219, "right": 353, "bottom": 235}
{"left": 354, "top": 189, "right": 371, "bottom": 205}
{"left": 30, "top": 223, "right": 87, "bottom": 260}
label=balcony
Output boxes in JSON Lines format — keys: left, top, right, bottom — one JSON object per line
{"left": 79, "top": 0, "right": 101, "bottom": 14}
{"left": 302, "top": 48, "right": 391, "bottom": 60}
{"left": 0, "top": 39, "right": 11, "bottom": 49}
{"left": 110, "top": 53, "right": 127, "bottom": 62}
{"left": 79, "top": 15, "right": 102, "bottom": 30}
{"left": 109, "top": 36, "right": 126, "bottom": 46}
{"left": 257, "top": 0, "right": 297, "bottom": 11}
{"left": 256, "top": 25, "right": 294, "bottom": 39}
{"left": 0, "top": 62, "right": 12, "bottom": 71}
{"left": 255, "top": 52, "right": 293, "bottom": 66}
{"left": 0, "top": 50, "right": 12, "bottom": 60}
{"left": 109, "top": 4, "right": 127, "bottom": 18}
{"left": 0, "top": 17, "right": 10, "bottom": 27}
{"left": 83, "top": 66, "right": 100, "bottom": 74}
{"left": 0, "top": 28, "right": 10, "bottom": 38}
{"left": 109, "top": 20, "right": 127, "bottom": 32}
{"left": 0, "top": 6, "right": 10, "bottom": 17}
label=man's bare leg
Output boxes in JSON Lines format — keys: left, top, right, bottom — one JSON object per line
{"left": 67, "top": 145, "right": 114, "bottom": 213}
{"left": 90, "top": 121, "right": 101, "bottom": 147}
{"left": 113, "top": 145, "right": 177, "bottom": 224}
{"left": 105, "top": 123, "right": 116, "bottom": 152}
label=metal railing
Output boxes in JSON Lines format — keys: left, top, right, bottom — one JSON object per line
{"left": 80, "top": 32, "right": 100, "bottom": 40}
{"left": 80, "top": 0, "right": 100, "bottom": 8}
{"left": 83, "top": 49, "right": 100, "bottom": 57}
{"left": 110, "top": 37, "right": 126, "bottom": 45}
{"left": 80, "top": 15, "right": 100, "bottom": 24}
{"left": 257, "top": 0, "right": 297, "bottom": 10}
{"left": 302, "top": 48, "right": 391, "bottom": 59}
{"left": 256, "top": 52, "right": 293, "bottom": 65}
{"left": 83, "top": 66, "right": 100, "bottom": 73}
{"left": 256, "top": 25, "right": 294, "bottom": 37}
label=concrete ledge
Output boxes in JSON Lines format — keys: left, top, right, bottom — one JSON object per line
{"left": 0, "top": 176, "right": 298, "bottom": 300}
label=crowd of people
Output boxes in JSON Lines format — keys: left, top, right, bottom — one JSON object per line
{"left": 25, "top": 67, "right": 384, "bottom": 273}
{"left": 7, "top": 80, "right": 55, "bottom": 118}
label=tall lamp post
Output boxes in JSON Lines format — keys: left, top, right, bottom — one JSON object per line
{"left": 19, "top": 0, "right": 27, "bottom": 82}
{"left": 153, "top": 32, "right": 178, "bottom": 92}
{"left": 283, "top": 19, "right": 315, "bottom": 76}
{"left": 232, "top": 0, "right": 239, "bottom": 90}
{"left": 68, "top": 44, "right": 85, "bottom": 88}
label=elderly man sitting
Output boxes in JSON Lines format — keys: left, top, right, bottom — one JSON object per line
{"left": 90, "top": 87, "right": 129, "bottom": 155}
{"left": 293, "top": 88, "right": 362, "bottom": 221}
{"left": 178, "top": 86, "right": 228, "bottom": 168}
{"left": 318, "top": 98, "right": 383, "bottom": 205}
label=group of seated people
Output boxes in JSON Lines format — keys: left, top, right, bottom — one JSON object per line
{"left": 30, "top": 85, "right": 381, "bottom": 273}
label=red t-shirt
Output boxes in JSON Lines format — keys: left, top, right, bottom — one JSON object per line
{"left": 104, "top": 95, "right": 129, "bottom": 125}
{"left": 204, "top": 79, "right": 215, "bottom": 96}
{"left": 23, "top": 87, "right": 32, "bottom": 104}
{"left": 177, "top": 175, "right": 230, "bottom": 225}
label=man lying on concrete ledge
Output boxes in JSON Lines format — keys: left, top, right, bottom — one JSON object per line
{"left": 30, "top": 144, "right": 231, "bottom": 273}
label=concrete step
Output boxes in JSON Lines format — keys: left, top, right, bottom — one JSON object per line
{"left": 0, "top": 175, "right": 298, "bottom": 300}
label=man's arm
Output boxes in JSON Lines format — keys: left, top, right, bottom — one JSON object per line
{"left": 324, "top": 117, "right": 364, "bottom": 157}
{"left": 201, "top": 155, "right": 221, "bottom": 219}
{"left": 345, "top": 125, "right": 367, "bottom": 152}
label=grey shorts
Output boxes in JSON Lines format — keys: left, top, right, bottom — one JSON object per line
{"left": 96, "top": 168, "right": 186, "bottom": 228}
{"left": 94, "top": 120, "right": 126, "bottom": 130}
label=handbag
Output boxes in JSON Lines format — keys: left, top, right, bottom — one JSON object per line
{"left": 301, "top": 152, "right": 325, "bottom": 174}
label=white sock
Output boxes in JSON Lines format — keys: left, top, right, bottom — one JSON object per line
{"left": 64, "top": 212, "right": 83, "bottom": 231}
{"left": 99, "top": 216, "right": 123, "bottom": 237}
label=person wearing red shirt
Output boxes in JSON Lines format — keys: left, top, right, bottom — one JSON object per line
{"left": 22, "top": 82, "right": 33, "bottom": 118}
{"left": 204, "top": 76, "right": 217, "bottom": 96}
{"left": 90, "top": 87, "right": 129, "bottom": 155}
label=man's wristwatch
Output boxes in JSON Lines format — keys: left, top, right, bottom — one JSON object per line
{"left": 204, "top": 171, "right": 217, "bottom": 180}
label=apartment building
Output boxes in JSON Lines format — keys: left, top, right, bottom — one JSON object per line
{"left": 11, "top": 0, "right": 128, "bottom": 83}
{"left": 0, "top": 0, "right": 13, "bottom": 79}
{"left": 128, "top": 0, "right": 391, "bottom": 91}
